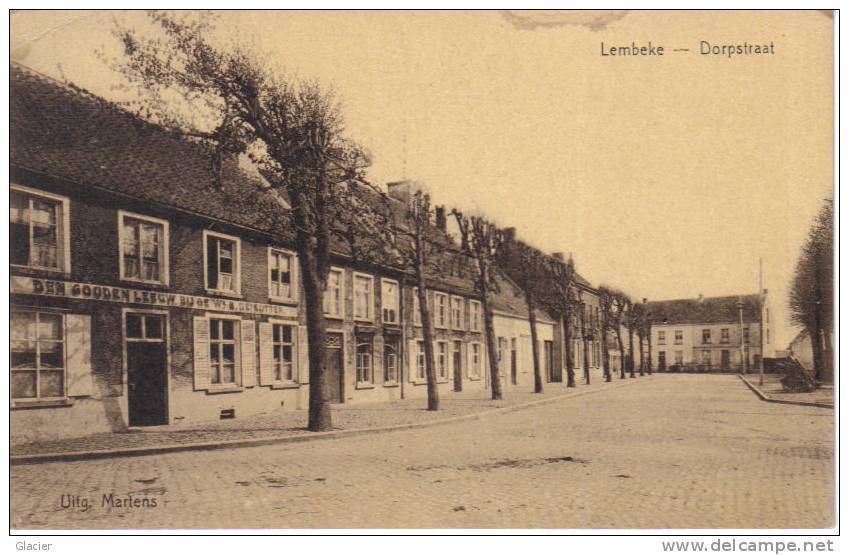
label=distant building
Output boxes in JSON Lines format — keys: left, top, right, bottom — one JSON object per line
{"left": 645, "top": 292, "right": 772, "bottom": 372}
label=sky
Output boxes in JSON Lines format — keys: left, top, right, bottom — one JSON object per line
{"left": 10, "top": 10, "right": 834, "bottom": 348}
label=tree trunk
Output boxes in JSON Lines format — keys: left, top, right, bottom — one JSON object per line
{"left": 603, "top": 327, "right": 611, "bottom": 382}
{"left": 564, "top": 310, "right": 576, "bottom": 388}
{"left": 647, "top": 325, "right": 653, "bottom": 375}
{"left": 579, "top": 306, "right": 590, "bottom": 384}
{"left": 616, "top": 327, "right": 626, "bottom": 379}
{"left": 482, "top": 290, "right": 502, "bottom": 400}
{"left": 416, "top": 269, "right": 440, "bottom": 411}
{"left": 638, "top": 330, "right": 645, "bottom": 376}
{"left": 628, "top": 328, "right": 636, "bottom": 378}
{"left": 809, "top": 323, "right": 825, "bottom": 382}
{"left": 527, "top": 291, "right": 543, "bottom": 393}
{"left": 299, "top": 249, "right": 332, "bottom": 432}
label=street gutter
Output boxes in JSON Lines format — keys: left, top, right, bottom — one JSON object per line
{"left": 11, "top": 378, "right": 642, "bottom": 466}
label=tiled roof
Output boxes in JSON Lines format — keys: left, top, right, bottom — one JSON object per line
{"left": 10, "top": 63, "right": 291, "bottom": 239}
{"left": 489, "top": 271, "right": 556, "bottom": 323}
{"left": 646, "top": 294, "right": 762, "bottom": 325}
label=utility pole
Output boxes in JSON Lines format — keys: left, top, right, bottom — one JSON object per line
{"left": 738, "top": 298, "right": 746, "bottom": 374}
{"left": 759, "top": 258, "right": 765, "bottom": 386}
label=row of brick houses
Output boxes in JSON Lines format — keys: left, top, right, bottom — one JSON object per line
{"left": 10, "top": 63, "right": 563, "bottom": 443}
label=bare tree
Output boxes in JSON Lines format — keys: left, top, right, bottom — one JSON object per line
{"left": 111, "top": 12, "right": 379, "bottom": 431}
{"left": 452, "top": 211, "right": 505, "bottom": 400}
{"left": 384, "top": 189, "right": 444, "bottom": 410}
{"left": 547, "top": 257, "right": 578, "bottom": 388}
{"left": 597, "top": 287, "right": 614, "bottom": 382}
{"left": 506, "top": 242, "right": 546, "bottom": 393}
{"left": 576, "top": 290, "right": 591, "bottom": 385}
{"left": 625, "top": 301, "right": 639, "bottom": 378}
{"left": 789, "top": 199, "right": 834, "bottom": 381}
{"left": 607, "top": 289, "right": 630, "bottom": 379}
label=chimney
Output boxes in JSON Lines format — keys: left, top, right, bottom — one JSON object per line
{"left": 387, "top": 181, "right": 412, "bottom": 204}
{"left": 434, "top": 206, "right": 447, "bottom": 232}
{"left": 762, "top": 288, "right": 768, "bottom": 295}
{"left": 642, "top": 298, "right": 648, "bottom": 304}
{"left": 552, "top": 252, "right": 565, "bottom": 261}
{"left": 697, "top": 293, "right": 704, "bottom": 303}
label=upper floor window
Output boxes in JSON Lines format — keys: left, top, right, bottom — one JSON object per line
{"left": 324, "top": 268, "right": 344, "bottom": 318}
{"left": 451, "top": 296, "right": 464, "bottom": 330}
{"left": 674, "top": 330, "right": 683, "bottom": 344}
{"left": 702, "top": 329, "right": 711, "bottom": 345}
{"left": 434, "top": 292, "right": 449, "bottom": 328}
{"left": 119, "top": 211, "right": 168, "bottom": 285}
{"left": 657, "top": 330, "right": 666, "bottom": 344}
{"left": 381, "top": 279, "right": 400, "bottom": 324}
{"left": 720, "top": 328, "right": 730, "bottom": 344}
{"left": 469, "top": 300, "right": 482, "bottom": 332}
{"left": 10, "top": 186, "right": 70, "bottom": 272}
{"left": 269, "top": 249, "right": 297, "bottom": 302}
{"left": 204, "top": 231, "right": 240, "bottom": 294}
{"left": 412, "top": 288, "right": 423, "bottom": 326}
{"left": 353, "top": 273, "right": 374, "bottom": 321}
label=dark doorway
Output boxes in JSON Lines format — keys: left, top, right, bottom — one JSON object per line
{"left": 325, "top": 333, "right": 344, "bottom": 403}
{"left": 126, "top": 313, "right": 168, "bottom": 427}
{"left": 658, "top": 351, "right": 666, "bottom": 371}
{"left": 453, "top": 340, "right": 463, "bottom": 392}
{"left": 510, "top": 339, "right": 518, "bottom": 385}
{"left": 544, "top": 340, "right": 556, "bottom": 382}
{"left": 721, "top": 350, "right": 731, "bottom": 371}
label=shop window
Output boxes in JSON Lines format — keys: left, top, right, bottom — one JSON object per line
{"left": 11, "top": 311, "right": 65, "bottom": 399}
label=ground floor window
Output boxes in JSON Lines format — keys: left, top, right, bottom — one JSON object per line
{"left": 356, "top": 338, "right": 374, "bottom": 384}
{"left": 209, "top": 318, "right": 237, "bottom": 385}
{"left": 272, "top": 323, "right": 296, "bottom": 382}
{"left": 11, "top": 310, "right": 65, "bottom": 399}
{"left": 470, "top": 343, "right": 482, "bottom": 378}
{"left": 415, "top": 340, "right": 426, "bottom": 380}
{"left": 384, "top": 338, "right": 399, "bottom": 383}
{"left": 436, "top": 341, "right": 449, "bottom": 380}
{"left": 674, "top": 351, "right": 684, "bottom": 365}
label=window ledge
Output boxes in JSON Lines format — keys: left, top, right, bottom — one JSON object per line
{"left": 467, "top": 376, "right": 483, "bottom": 382}
{"left": 383, "top": 382, "right": 400, "bottom": 388}
{"left": 121, "top": 278, "right": 170, "bottom": 289}
{"left": 11, "top": 266, "right": 71, "bottom": 279}
{"left": 270, "top": 382, "right": 300, "bottom": 390}
{"left": 12, "top": 399, "right": 73, "bottom": 410}
{"left": 269, "top": 297, "right": 299, "bottom": 307}
{"left": 354, "top": 318, "right": 374, "bottom": 324}
{"left": 324, "top": 313, "right": 345, "bottom": 320}
{"left": 205, "top": 386, "right": 244, "bottom": 394}
{"left": 355, "top": 383, "right": 375, "bottom": 390}
{"left": 436, "top": 379, "right": 449, "bottom": 384}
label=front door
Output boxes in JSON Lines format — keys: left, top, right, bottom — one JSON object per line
{"left": 325, "top": 333, "right": 344, "bottom": 403}
{"left": 510, "top": 339, "right": 518, "bottom": 385}
{"left": 126, "top": 313, "right": 168, "bottom": 426}
{"left": 721, "top": 350, "right": 731, "bottom": 371}
{"left": 453, "top": 340, "right": 463, "bottom": 392}
{"left": 544, "top": 341, "right": 555, "bottom": 382}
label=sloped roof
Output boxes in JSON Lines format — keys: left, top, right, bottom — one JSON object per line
{"left": 10, "top": 63, "right": 291, "bottom": 238}
{"left": 646, "top": 294, "right": 761, "bottom": 325}
{"left": 489, "top": 271, "right": 556, "bottom": 323}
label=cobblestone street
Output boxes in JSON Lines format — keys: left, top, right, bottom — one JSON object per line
{"left": 11, "top": 375, "right": 834, "bottom": 530}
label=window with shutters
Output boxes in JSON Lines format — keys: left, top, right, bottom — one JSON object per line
{"left": 356, "top": 339, "right": 373, "bottom": 385}
{"left": 436, "top": 341, "right": 449, "bottom": 380}
{"left": 434, "top": 293, "right": 448, "bottom": 328}
{"left": 469, "top": 300, "right": 482, "bottom": 332}
{"left": 209, "top": 318, "right": 238, "bottom": 385}
{"left": 415, "top": 340, "right": 426, "bottom": 380}
{"left": 11, "top": 311, "right": 65, "bottom": 400}
{"left": 269, "top": 248, "right": 297, "bottom": 302}
{"left": 451, "top": 296, "right": 464, "bottom": 330}
{"left": 119, "top": 210, "right": 169, "bottom": 285}
{"left": 469, "top": 342, "right": 482, "bottom": 379}
{"left": 353, "top": 273, "right": 374, "bottom": 321}
{"left": 272, "top": 323, "right": 297, "bottom": 383}
{"left": 204, "top": 231, "right": 241, "bottom": 294}
{"left": 381, "top": 279, "right": 399, "bottom": 324}
{"left": 10, "top": 185, "right": 70, "bottom": 272}
{"left": 324, "top": 267, "right": 344, "bottom": 318}
{"left": 384, "top": 338, "right": 399, "bottom": 384}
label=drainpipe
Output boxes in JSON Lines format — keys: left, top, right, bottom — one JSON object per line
{"left": 737, "top": 298, "right": 745, "bottom": 374}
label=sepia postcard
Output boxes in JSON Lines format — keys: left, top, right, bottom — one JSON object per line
{"left": 7, "top": 8, "right": 836, "bottom": 542}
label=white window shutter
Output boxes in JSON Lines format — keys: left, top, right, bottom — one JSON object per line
{"left": 258, "top": 322, "right": 274, "bottom": 386}
{"left": 193, "top": 316, "right": 211, "bottom": 391}
{"left": 408, "top": 339, "right": 417, "bottom": 382}
{"left": 66, "top": 314, "right": 94, "bottom": 397}
{"left": 241, "top": 320, "right": 257, "bottom": 387}
{"left": 298, "top": 325, "right": 309, "bottom": 384}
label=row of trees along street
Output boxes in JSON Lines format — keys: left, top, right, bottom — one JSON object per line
{"left": 110, "top": 12, "right": 650, "bottom": 432}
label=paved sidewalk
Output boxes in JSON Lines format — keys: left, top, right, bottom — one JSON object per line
{"left": 740, "top": 374, "right": 834, "bottom": 408}
{"left": 11, "top": 376, "right": 641, "bottom": 461}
